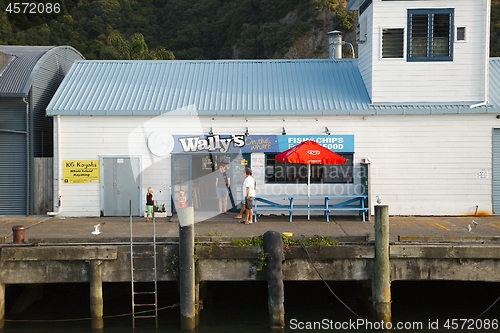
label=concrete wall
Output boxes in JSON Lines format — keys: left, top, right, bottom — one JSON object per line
{"left": 1, "top": 244, "right": 500, "bottom": 283}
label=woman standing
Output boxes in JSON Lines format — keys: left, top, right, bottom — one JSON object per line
{"left": 146, "top": 187, "right": 155, "bottom": 222}
{"left": 215, "top": 163, "right": 230, "bottom": 214}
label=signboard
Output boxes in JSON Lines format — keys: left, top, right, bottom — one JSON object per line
{"left": 277, "top": 135, "right": 354, "bottom": 152}
{"left": 63, "top": 160, "right": 100, "bottom": 184}
{"left": 171, "top": 134, "right": 353, "bottom": 153}
{"left": 173, "top": 134, "right": 278, "bottom": 153}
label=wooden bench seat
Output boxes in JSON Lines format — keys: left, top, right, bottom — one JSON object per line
{"left": 254, "top": 195, "right": 369, "bottom": 222}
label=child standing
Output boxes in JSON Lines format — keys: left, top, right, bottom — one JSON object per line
{"left": 146, "top": 187, "right": 155, "bottom": 222}
{"left": 178, "top": 190, "right": 187, "bottom": 208}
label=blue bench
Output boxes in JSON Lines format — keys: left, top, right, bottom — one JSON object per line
{"left": 253, "top": 195, "right": 369, "bottom": 222}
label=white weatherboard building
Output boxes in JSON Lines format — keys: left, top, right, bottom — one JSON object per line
{"left": 46, "top": 0, "right": 500, "bottom": 218}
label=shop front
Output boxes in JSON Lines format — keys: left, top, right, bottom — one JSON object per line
{"left": 166, "top": 133, "right": 356, "bottom": 216}
{"left": 171, "top": 152, "right": 250, "bottom": 214}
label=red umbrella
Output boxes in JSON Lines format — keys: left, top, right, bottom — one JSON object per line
{"left": 275, "top": 140, "right": 346, "bottom": 165}
{"left": 275, "top": 140, "right": 346, "bottom": 219}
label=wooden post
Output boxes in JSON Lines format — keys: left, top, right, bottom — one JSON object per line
{"left": 195, "top": 281, "right": 207, "bottom": 326}
{"left": 373, "top": 205, "right": 391, "bottom": 324}
{"left": 263, "top": 231, "right": 285, "bottom": 329}
{"left": 0, "top": 283, "right": 5, "bottom": 329}
{"left": 178, "top": 207, "right": 196, "bottom": 330}
{"left": 89, "top": 260, "right": 104, "bottom": 330}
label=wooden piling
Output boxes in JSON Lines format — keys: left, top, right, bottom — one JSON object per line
{"left": 373, "top": 205, "right": 391, "bottom": 324}
{"left": 263, "top": 231, "right": 285, "bottom": 329}
{"left": 195, "top": 280, "right": 207, "bottom": 326}
{"left": 89, "top": 260, "right": 104, "bottom": 330}
{"left": 0, "top": 283, "right": 4, "bottom": 329}
{"left": 178, "top": 207, "right": 196, "bottom": 330}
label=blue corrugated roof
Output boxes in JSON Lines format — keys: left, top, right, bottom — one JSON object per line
{"left": 46, "top": 58, "right": 497, "bottom": 116}
{"left": 47, "top": 59, "right": 372, "bottom": 115}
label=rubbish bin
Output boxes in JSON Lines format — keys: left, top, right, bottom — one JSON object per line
{"left": 12, "top": 225, "right": 25, "bottom": 244}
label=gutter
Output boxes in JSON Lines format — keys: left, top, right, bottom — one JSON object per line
{"left": 47, "top": 115, "right": 62, "bottom": 216}
{"left": 470, "top": 101, "right": 487, "bottom": 109}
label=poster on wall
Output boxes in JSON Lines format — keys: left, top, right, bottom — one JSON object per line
{"left": 63, "top": 160, "right": 100, "bottom": 184}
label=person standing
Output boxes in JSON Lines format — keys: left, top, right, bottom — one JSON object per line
{"left": 146, "top": 187, "right": 155, "bottom": 222}
{"left": 243, "top": 167, "right": 255, "bottom": 224}
{"left": 178, "top": 190, "right": 187, "bottom": 208}
{"left": 215, "top": 163, "right": 230, "bottom": 214}
{"left": 233, "top": 198, "right": 246, "bottom": 220}
{"left": 234, "top": 169, "right": 247, "bottom": 219}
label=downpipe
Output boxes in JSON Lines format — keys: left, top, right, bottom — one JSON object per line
{"left": 47, "top": 115, "right": 62, "bottom": 216}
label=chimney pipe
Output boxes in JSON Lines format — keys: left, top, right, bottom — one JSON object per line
{"left": 328, "top": 30, "right": 343, "bottom": 59}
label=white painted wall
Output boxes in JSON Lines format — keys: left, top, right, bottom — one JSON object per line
{"left": 356, "top": 4, "right": 373, "bottom": 100}
{"left": 54, "top": 113, "right": 496, "bottom": 217}
{"left": 361, "top": 0, "right": 490, "bottom": 103}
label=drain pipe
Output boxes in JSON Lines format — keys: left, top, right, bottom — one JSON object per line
{"left": 47, "top": 115, "right": 62, "bottom": 216}
{"left": 22, "top": 97, "right": 31, "bottom": 215}
{"left": 471, "top": 3, "right": 490, "bottom": 109}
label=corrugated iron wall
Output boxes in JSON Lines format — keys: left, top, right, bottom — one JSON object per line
{"left": 493, "top": 128, "right": 500, "bottom": 214}
{"left": 0, "top": 98, "right": 27, "bottom": 215}
{"left": 0, "top": 46, "right": 84, "bottom": 215}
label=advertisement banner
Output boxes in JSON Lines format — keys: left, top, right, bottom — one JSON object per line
{"left": 63, "top": 160, "right": 100, "bottom": 184}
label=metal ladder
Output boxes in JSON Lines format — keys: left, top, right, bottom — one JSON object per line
{"left": 129, "top": 204, "right": 158, "bottom": 328}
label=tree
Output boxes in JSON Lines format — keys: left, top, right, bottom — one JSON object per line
{"left": 101, "top": 31, "right": 175, "bottom": 60}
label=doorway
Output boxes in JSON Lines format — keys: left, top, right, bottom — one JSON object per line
{"left": 102, "top": 156, "right": 141, "bottom": 216}
{"left": 171, "top": 153, "right": 250, "bottom": 214}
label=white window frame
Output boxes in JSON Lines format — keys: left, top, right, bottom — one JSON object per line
{"left": 456, "top": 26, "right": 467, "bottom": 42}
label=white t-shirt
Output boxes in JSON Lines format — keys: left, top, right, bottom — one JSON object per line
{"left": 243, "top": 175, "right": 256, "bottom": 198}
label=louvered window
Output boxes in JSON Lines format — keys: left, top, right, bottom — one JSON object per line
{"left": 382, "top": 28, "right": 404, "bottom": 58}
{"left": 407, "top": 8, "right": 454, "bottom": 61}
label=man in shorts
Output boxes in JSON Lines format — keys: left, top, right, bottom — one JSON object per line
{"left": 243, "top": 167, "right": 255, "bottom": 224}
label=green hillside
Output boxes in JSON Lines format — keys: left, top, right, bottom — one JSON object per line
{"left": 1, "top": 0, "right": 499, "bottom": 59}
{"left": 0, "top": 0, "right": 352, "bottom": 59}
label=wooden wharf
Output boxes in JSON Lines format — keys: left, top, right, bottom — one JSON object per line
{"left": 0, "top": 212, "right": 499, "bottom": 329}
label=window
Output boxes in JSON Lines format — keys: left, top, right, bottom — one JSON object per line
{"left": 456, "top": 27, "right": 466, "bottom": 41}
{"left": 265, "top": 154, "right": 354, "bottom": 184}
{"left": 407, "top": 8, "right": 454, "bottom": 61}
{"left": 382, "top": 28, "right": 404, "bottom": 58}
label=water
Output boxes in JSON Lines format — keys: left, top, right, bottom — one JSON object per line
{"left": 3, "top": 281, "right": 499, "bottom": 332}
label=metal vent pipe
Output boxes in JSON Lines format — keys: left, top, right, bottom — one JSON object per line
{"left": 328, "top": 30, "right": 343, "bottom": 59}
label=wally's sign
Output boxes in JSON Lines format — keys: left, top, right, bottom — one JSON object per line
{"left": 177, "top": 135, "right": 245, "bottom": 153}
{"left": 172, "top": 134, "right": 353, "bottom": 153}
{"left": 173, "top": 134, "right": 279, "bottom": 153}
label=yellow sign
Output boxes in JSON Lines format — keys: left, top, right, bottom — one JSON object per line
{"left": 63, "top": 160, "right": 100, "bottom": 184}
